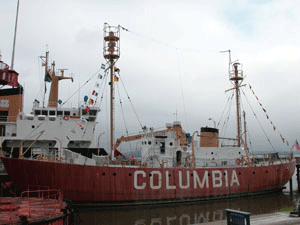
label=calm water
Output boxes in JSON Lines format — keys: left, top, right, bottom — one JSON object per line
{"left": 67, "top": 171, "right": 299, "bottom": 225}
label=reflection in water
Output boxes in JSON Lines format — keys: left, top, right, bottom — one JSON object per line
{"left": 70, "top": 193, "right": 298, "bottom": 225}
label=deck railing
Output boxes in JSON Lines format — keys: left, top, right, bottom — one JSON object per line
{"left": 0, "top": 189, "right": 65, "bottom": 225}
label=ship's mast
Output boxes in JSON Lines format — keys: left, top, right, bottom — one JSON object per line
{"left": 222, "top": 50, "right": 244, "bottom": 147}
{"left": 11, "top": 0, "right": 20, "bottom": 70}
{"left": 40, "top": 51, "right": 73, "bottom": 108}
{"left": 229, "top": 62, "right": 244, "bottom": 147}
{"left": 103, "top": 23, "right": 120, "bottom": 160}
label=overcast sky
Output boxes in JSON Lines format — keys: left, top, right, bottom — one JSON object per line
{"left": 1, "top": 0, "right": 300, "bottom": 154}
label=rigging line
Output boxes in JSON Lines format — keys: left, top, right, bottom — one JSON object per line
{"left": 119, "top": 76, "right": 144, "bottom": 129}
{"left": 220, "top": 93, "right": 235, "bottom": 146}
{"left": 120, "top": 24, "right": 219, "bottom": 53}
{"left": 221, "top": 101, "right": 232, "bottom": 138}
{"left": 220, "top": 92, "right": 234, "bottom": 139}
{"left": 241, "top": 89, "right": 276, "bottom": 152}
{"left": 60, "top": 68, "right": 102, "bottom": 107}
{"left": 248, "top": 84, "right": 288, "bottom": 147}
{"left": 217, "top": 91, "right": 234, "bottom": 128}
{"left": 126, "top": 29, "right": 177, "bottom": 49}
{"left": 98, "top": 70, "right": 109, "bottom": 108}
{"left": 116, "top": 82, "right": 129, "bottom": 137}
{"left": 116, "top": 81, "right": 133, "bottom": 152}
{"left": 94, "top": 70, "right": 108, "bottom": 106}
{"left": 23, "top": 120, "right": 48, "bottom": 140}
{"left": 176, "top": 48, "right": 189, "bottom": 130}
{"left": 247, "top": 123, "right": 253, "bottom": 153}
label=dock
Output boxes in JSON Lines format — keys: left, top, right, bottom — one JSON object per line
{"left": 198, "top": 212, "right": 300, "bottom": 225}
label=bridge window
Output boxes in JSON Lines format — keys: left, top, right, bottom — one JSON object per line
{"left": 42, "top": 110, "right": 48, "bottom": 116}
{"left": 49, "top": 110, "right": 55, "bottom": 116}
{"left": 176, "top": 151, "right": 182, "bottom": 165}
{"left": 34, "top": 110, "right": 41, "bottom": 116}
{"left": 0, "top": 111, "right": 8, "bottom": 122}
{"left": 90, "top": 110, "right": 97, "bottom": 116}
{"left": 64, "top": 111, "right": 70, "bottom": 116}
{"left": 57, "top": 111, "right": 63, "bottom": 116}
{"left": 89, "top": 109, "right": 97, "bottom": 122}
{"left": 160, "top": 142, "right": 165, "bottom": 154}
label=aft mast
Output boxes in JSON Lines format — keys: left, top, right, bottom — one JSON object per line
{"left": 103, "top": 23, "right": 120, "bottom": 160}
{"left": 222, "top": 49, "right": 244, "bottom": 147}
{"left": 229, "top": 62, "right": 244, "bottom": 147}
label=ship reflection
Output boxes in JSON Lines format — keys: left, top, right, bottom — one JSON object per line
{"left": 70, "top": 193, "right": 296, "bottom": 225}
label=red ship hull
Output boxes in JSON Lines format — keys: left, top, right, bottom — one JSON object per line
{"left": 1, "top": 157, "right": 295, "bottom": 205}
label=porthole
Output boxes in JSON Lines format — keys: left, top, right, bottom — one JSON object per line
{"left": 129, "top": 173, "right": 132, "bottom": 176}
{"left": 238, "top": 172, "right": 241, "bottom": 175}
{"left": 170, "top": 142, "right": 173, "bottom": 146}
{"left": 149, "top": 174, "right": 152, "bottom": 177}
{"left": 211, "top": 152, "right": 214, "bottom": 155}
{"left": 168, "top": 174, "right": 171, "bottom": 177}
{"left": 32, "top": 125, "right": 35, "bottom": 129}
{"left": 113, "top": 173, "right": 116, "bottom": 176}
{"left": 148, "top": 141, "right": 151, "bottom": 145}
{"left": 102, "top": 172, "right": 105, "bottom": 176}
{"left": 253, "top": 171, "right": 255, "bottom": 175}
{"left": 266, "top": 170, "right": 268, "bottom": 174}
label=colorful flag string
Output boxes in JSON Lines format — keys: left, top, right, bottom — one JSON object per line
{"left": 85, "top": 63, "right": 106, "bottom": 110}
{"left": 249, "top": 84, "right": 288, "bottom": 146}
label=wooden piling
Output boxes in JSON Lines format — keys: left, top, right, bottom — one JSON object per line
{"left": 297, "top": 164, "right": 300, "bottom": 193}
{"left": 290, "top": 178, "right": 293, "bottom": 196}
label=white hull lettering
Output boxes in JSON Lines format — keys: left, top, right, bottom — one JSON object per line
{"left": 134, "top": 169, "right": 240, "bottom": 190}
{"left": 134, "top": 171, "right": 146, "bottom": 189}
{"left": 150, "top": 171, "right": 162, "bottom": 189}
{"left": 166, "top": 171, "right": 176, "bottom": 189}
{"left": 231, "top": 170, "right": 240, "bottom": 186}
{"left": 193, "top": 170, "right": 209, "bottom": 188}
{"left": 180, "top": 214, "right": 190, "bottom": 224}
{"left": 179, "top": 170, "right": 190, "bottom": 189}
{"left": 212, "top": 170, "right": 222, "bottom": 188}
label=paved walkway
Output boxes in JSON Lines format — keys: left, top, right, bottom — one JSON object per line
{"left": 197, "top": 212, "right": 300, "bottom": 225}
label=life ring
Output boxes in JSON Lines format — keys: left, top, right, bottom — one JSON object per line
{"left": 63, "top": 116, "right": 69, "bottom": 120}
{"left": 236, "top": 158, "right": 241, "bottom": 165}
{"left": 248, "top": 158, "right": 254, "bottom": 166}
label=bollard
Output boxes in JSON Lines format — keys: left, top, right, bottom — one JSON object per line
{"left": 290, "top": 178, "right": 293, "bottom": 196}
{"left": 225, "top": 209, "right": 251, "bottom": 225}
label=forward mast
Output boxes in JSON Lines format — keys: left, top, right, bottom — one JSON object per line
{"left": 103, "top": 23, "right": 120, "bottom": 160}
{"left": 40, "top": 51, "right": 73, "bottom": 108}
